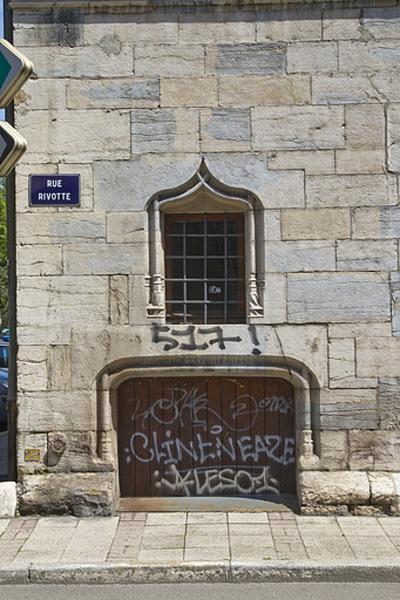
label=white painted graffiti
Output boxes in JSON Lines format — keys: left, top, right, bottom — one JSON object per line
{"left": 153, "top": 464, "right": 280, "bottom": 496}
{"left": 124, "top": 430, "right": 295, "bottom": 467}
{"left": 131, "top": 385, "right": 294, "bottom": 432}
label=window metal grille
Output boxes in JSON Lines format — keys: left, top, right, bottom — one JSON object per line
{"left": 164, "top": 213, "right": 246, "bottom": 324}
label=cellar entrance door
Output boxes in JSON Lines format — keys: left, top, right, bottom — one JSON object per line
{"left": 117, "top": 376, "right": 296, "bottom": 507}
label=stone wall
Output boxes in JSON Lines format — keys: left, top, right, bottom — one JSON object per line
{"left": 11, "top": 0, "right": 400, "bottom": 515}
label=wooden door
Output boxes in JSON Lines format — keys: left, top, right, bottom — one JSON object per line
{"left": 118, "top": 377, "right": 295, "bottom": 498}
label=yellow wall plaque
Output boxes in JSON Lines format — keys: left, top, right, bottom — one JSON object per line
{"left": 24, "top": 448, "right": 40, "bottom": 462}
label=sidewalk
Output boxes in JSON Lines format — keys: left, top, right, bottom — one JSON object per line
{"left": 0, "top": 511, "right": 400, "bottom": 584}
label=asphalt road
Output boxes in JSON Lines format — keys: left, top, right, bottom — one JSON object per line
{"left": 1, "top": 583, "right": 400, "bottom": 600}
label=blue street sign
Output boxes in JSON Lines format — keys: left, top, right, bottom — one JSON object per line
{"left": 29, "top": 174, "right": 80, "bottom": 207}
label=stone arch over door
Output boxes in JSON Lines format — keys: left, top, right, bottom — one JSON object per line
{"left": 96, "top": 358, "right": 320, "bottom": 508}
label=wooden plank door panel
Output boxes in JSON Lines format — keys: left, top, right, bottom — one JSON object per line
{"left": 118, "top": 377, "right": 295, "bottom": 498}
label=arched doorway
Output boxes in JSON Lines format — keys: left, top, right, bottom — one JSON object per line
{"left": 117, "top": 376, "right": 296, "bottom": 500}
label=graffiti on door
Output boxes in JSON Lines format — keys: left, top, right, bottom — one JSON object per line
{"left": 118, "top": 378, "right": 296, "bottom": 498}
{"left": 153, "top": 464, "right": 280, "bottom": 496}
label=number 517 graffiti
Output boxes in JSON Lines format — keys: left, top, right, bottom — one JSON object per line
{"left": 151, "top": 323, "right": 262, "bottom": 355}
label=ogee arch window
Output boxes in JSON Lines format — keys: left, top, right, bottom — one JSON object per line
{"left": 146, "top": 160, "right": 264, "bottom": 324}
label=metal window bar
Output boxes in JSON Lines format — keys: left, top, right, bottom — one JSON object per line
{"left": 165, "top": 214, "right": 245, "bottom": 324}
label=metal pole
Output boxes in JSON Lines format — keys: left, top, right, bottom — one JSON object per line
{"left": 4, "top": 0, "right": 17, "bottom": 482}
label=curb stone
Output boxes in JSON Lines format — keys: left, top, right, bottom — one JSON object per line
{"left": 0, "top": 566, "right": 29, "bottom": 585}
{"left": 230, "top": 560, "right": 400, "bottom": 582}
{"left": 28, "top": 563, "right": 230, "bottom": 584}
{"left": 19, "top": 560, "right": 400, "bottom": 585}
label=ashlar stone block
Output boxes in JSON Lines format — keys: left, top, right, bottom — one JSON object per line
{"left": 206, "top": 43, "right": 285, "bottom": 76}
{"left": 357, "top": 337, "right": 400, "bottom": 378}
{"left": 204, "top": 153, "right": 305, "bottom": 208}
{"left": 47, "top": 346, "right": 71, "bottom": 391}
{"left": 67, "top": 78, "right": 160, "bottom": 109}
{"left": 252, "top": 106, "right": 345, "bottom": 151}
{"left": 14, "top": 23, "right": 66, "bottom": 46}
{"left": 219, "top": 75, "right": 311, "bottom": 107}
{"left": 388, "top": 104, "right": 400, "bottom": 172}
{"left": 300, "top": 471, "right": 370, "bottom": 506}
{"left": 109, "top": 275, "right": 129, "bottom": 326}
{"left": 312, "top": 74, "right": 386, "bottom": 105}
{"left": 17, "top": 213, "right": 105, "bottom": 245}
{"left": 17, "top": 276, "right": 109, "bottom": 327}
{"left": 45, "top": 431, "right": 100, "bottom": 474}
{"left": 390, "top": 272, "right": 400, "bottom": 336}
{"left": 266, "top": 241, "right": 335, "bottom": 272}
{"left": 268, "top": 150, "right": 334, "bottom": 175}
{"left": 335, "top": 150, "right": 385, "bottom": 175}
{"left": 288, "top": 273, "right": 390, "bottom": 323}
{"left": 263, "top": 273, "right": 286, "bottom": 323}
{"left": 19, "top": 45, "right": 134, "bottom": 78}
{"left": 282, "top": 208, "right": 350, "bottom": 240}
{"left": 345, "top": 105, "right": 385, "bottom": 151}
{"left": 322, "top": 8, "right": 362, "bottom": 41}
{"left": 377, "top": 378, "right": 400, "bottom": 430}
{"left": 328, "top": 338, "right": 355, "bottom": 387}
{"left": 349, "top": 430, "right": 400, "bottom": 471}
{"left": 17, "top": 346, "right": 48, "bottom": 393}
{"left": 200, "top": 108, "right": 251, "bottom": 152}
{"left": 336, "top": 240, "right": 398, "bottom": 271}
{"left": 287, "top": 42, "right": 338, "bottom": 73}
{"left": 17, "top": 433, "right": 47, "bottom": 476}
{"left": 15, "top": 78, "right": 67, "bottom": 112}
{"left": 320, "top": 388, "right": 377, "bottom": 430}
{"left": 256, "top": 8, "right": 322, "bottom": 42}
{"left": 306, "top": 174, "right": 396, "bottom": 208}
{"left": 367, "top": 72, "right": 400, "bottom": 103}
{"left": 18, "top": 390, "right": 96, "bottom": 432}
{"left": 264, "top": 210, "right": 281, "bottom": 241}
{"left": 19, "top": 472, "right": 115, "bottom": 517}
{"left": 339, "top": 40, "right": 400, "bottom": 72}
{"left": 329, "top": 323, "right": 392, "bottom": 339}
{"left": 17, "top": 244, "right": 63, "bottom": 276}
{"left": 18, "top": 109, "right": 130, "bottom": 162}
{"left": 82, "top": 18, "right": 178, "bottom": 46}
{"left": 369, "top": 472, "right": 396, "bottom": 511}
{"left": 129, "top": 274, "right": 149, "bottom": 325}
{"left": 106, "top": 212, "right": 146, "bottom": 244}
{"left": 362, "top": 8, "right": 400, "bottom": 40}
{"left": 64, "top": 243, "right": 147, "bottom": 275}
{"left": 161, "top": 77, "right": 218, "bottom": 107}
{"left": 179, "top": 18, "right": 256, "bottom": 44}
{"left": 135, "top": 45, "right": 204, "bottom": 77}
{"left": 319, "top": 430, "right": 348, "bottom": 470}
{"left": 351, "top": 207, "right": 381, "bottom": 239}
{"left": 131, "top": 108, "right": 199, "bottom": 153}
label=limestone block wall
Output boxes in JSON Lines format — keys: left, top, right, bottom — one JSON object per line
{"left": 10, "top": 0, "right": 400, "bottom": 515}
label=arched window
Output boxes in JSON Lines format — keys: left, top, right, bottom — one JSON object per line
{"left": 146, "top": 159, "right": 264, "bottom": 324}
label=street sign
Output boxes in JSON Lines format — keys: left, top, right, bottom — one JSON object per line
{"left": 0, "top": 122, "right": 27, "bottom": 176}
{"left": 29, "top": 175, "right": 80, "bottom": 207}
{"left": 0, "top": 39, "right": 33, "bottom": 108}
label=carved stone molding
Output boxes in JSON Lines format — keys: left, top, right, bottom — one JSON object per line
{"left": 10, "top": 0, "right": 346, "bottom": 12}
{"left": 146, "top": 158, "right": 265, "bottom": 322}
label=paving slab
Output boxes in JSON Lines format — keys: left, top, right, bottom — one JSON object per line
{"left": 0, "top": 512, "right": 400, "bottom": 583}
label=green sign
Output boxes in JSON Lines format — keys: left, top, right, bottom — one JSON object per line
{"left": 0, "top": 40, "right": 33, "bottom": 174}
{"left": 0, "top": 39, "right": 33, "bottom": 108}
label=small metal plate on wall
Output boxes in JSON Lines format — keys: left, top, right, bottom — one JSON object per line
{"left": 24, "top": 448, "right": 40, "bottom": 462}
